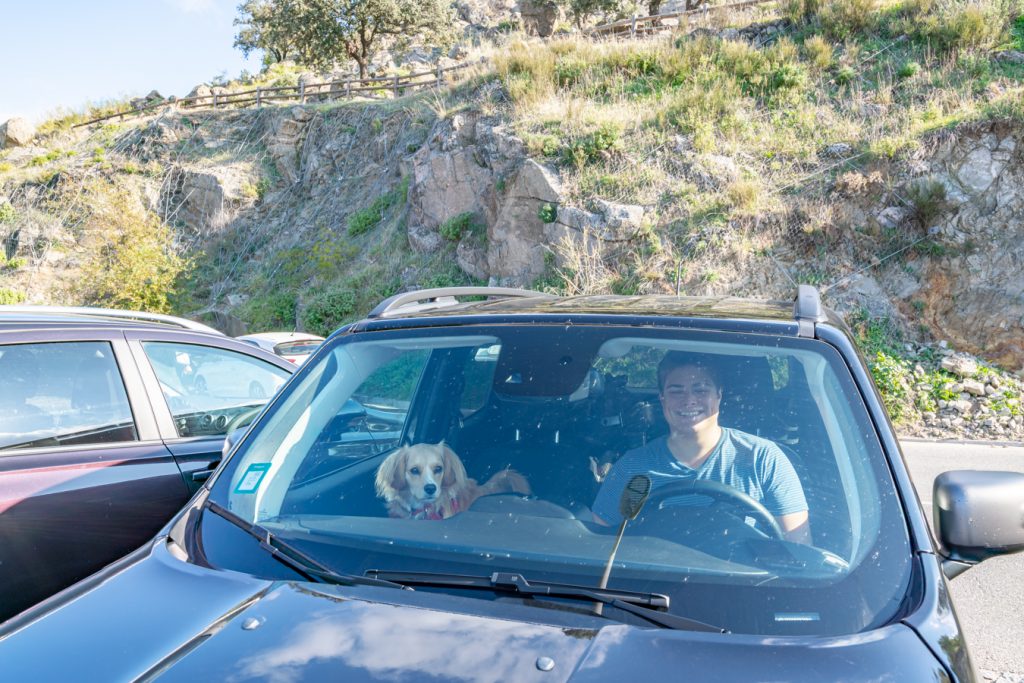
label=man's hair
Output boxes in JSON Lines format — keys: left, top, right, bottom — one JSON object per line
{"left": 657, "top": 351, "right": 723, "bottom": 393}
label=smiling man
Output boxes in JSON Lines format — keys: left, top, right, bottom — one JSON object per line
{"left": 592, "top": 351, "right": 811, "bottom": 544}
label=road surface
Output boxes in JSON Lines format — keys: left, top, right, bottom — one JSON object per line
{"left": 901, "top": 439, "right": 1024, "bottom": 681}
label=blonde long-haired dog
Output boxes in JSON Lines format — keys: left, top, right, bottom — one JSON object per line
{"left": 375, "top": 442, "right": 530, "bottom": 520}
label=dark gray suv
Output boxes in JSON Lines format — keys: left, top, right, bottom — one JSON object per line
{"left": 0, "top": 306, "right": 293, "bottom": 620}
{"left": 1, "top": 287, "right": 1022, "bottom": 682}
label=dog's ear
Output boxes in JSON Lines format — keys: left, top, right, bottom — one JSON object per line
{"left": 439, "top": 441, "right": 467, "bottom": 488}
{"left": 375, "top": 447, "right": 408, "bottom": 499}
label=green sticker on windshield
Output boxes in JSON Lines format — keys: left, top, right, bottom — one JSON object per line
{"left": 235, "top": 463, "right": 271, "bottom": 494}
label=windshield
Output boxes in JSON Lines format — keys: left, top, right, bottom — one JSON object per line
{"left": 207, "top": 324, "right": 911, "bottom": 636}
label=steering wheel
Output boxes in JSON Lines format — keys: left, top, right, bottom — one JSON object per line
{"left": 225, "top": 406, "right": 265, "bottom": 434}
{"left": 639, "top": 479, "right": 785, "bottom": 540}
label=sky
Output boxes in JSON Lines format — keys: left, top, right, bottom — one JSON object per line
{"left": 0, "top": 0, "right": 261, "bottom": 124}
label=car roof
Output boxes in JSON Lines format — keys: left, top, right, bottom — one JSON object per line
{"left": 0, "top": 306, "right": 223, "bottom": 334}
{"left": 355, "top": 287, "right": 839, "bottom": 336}
{"left": 236, "top": 332, "right": 325, "bottom": 345}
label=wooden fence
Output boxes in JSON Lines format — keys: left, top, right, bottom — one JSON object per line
{"left": 589, "top": 0, "right": 778, "bottom": 37}
{"left": 71, "top": 2, "right": 782, "bottom": 129}
{"left": 73, "top": 58, "right": 483, "bottom": 129}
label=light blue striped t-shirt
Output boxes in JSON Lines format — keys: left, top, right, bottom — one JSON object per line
{"left": 592, "top": 428, "right": 807, "bottom": 526}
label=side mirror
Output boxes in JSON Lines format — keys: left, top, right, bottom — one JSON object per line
{"left": 934, "top": 470, "right": 1024, "bottom": 564}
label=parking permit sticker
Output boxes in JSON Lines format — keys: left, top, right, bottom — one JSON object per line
{"left": 235, "top": 463, "right": 271, "bottom": 494}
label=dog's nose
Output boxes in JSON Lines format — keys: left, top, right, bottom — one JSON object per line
{"left": 424, "top": 483, "right": 437, "bottom": 496}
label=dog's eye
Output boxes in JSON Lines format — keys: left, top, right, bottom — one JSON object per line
{"left": 409, "top": 467, "right": 420, "bottom": 476}
{"left": 433, "top": 465, "right": 443, "bottom": 475}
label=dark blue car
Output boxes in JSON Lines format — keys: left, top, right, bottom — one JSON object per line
{"left": 2, "top": 287, "right": 1023, "bottom": 682}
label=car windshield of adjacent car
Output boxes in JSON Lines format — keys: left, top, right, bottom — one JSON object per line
{"left": 207, "top": 322, "right": 912, "bottom": 637}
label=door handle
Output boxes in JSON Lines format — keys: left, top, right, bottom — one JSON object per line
{"left": 191, "top": 469, "right": 214, "bottom": 483}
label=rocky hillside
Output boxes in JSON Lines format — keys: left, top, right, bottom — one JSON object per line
{"left": 1, "top": 0, "right": 1024, "bottom": 440}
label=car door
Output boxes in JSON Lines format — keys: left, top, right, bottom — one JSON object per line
{"left": 127, "top": 331, "right": 293, "bottom": 491}
{"left": 0, "top": 330, "right": 189, "bottom": 621}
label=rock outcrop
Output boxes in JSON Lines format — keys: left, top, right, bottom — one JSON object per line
{"left": 159, "top": 164, "right": 257, "bottom": 234}
{"left": 519, "top": 0, "right": 562, "bottom": 36}
{"left": 1, "top": 118, "right": 35, "bottom": 148}
{"left": 895, "top": 122, "right": 1024, "bottom": 372}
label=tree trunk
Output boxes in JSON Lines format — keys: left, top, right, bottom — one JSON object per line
{"left": 648, "top": 0, "right": 663, "bottom": 14}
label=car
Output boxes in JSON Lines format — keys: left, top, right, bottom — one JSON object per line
{"left": 0, "top": 305, "right": 294, "bottom": 621}
{"left": 236, "top": 331, "right": 325, "bottom": 364}
{"left": 2, "top": 286, "right": 1023, "bottom": 682}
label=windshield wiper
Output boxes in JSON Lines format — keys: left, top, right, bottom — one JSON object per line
{"left": 364, "top": 570, "right": 726, "bottom": 633}
{"left": 204, "top": 501, "right": 408, "bottom": 591}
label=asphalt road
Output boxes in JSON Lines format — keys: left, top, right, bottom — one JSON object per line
{"left": 900, "top": 439, "right": 1024, "bottom": 680}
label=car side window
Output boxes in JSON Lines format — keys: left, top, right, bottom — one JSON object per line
{"left": 0, "top": 342, "right": 137, "bottom": 451}
{"left": 141, "top": 342, "right": 290, "bottom": 438}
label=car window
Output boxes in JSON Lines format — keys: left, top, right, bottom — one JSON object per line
{"left": 0, "top": 341, "right": 137, "bottom": 451}
{"left": 212, "top": 326, "right": 911, "bottom": 637}
{"left": 142, "top": 342, "right": 290, "bottom": 438}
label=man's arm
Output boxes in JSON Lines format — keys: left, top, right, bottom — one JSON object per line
{"left": 777, "top": 510, "right": 811, "bottom": 544}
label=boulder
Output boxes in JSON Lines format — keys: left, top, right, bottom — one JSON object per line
{"left": 961, "top": 379, "right": 986, "bottom": 396}
{"left": 940, "top": 354, "right": 978, "bottom": 378}
{"left": 821, "top": 142, "right": 853, "bottom": 159}
{"left": 186, "top": 85, "right": 213, "bottom": 106}
{"left": 159, "top": 164, "right": 256, "bottom": 233}
{"left": 406, "top": 110, "right": 527, "bottom": 258}
{"left": 487, "top": 160, "right": 563, "bottom": 284}
{"left": 0, "top": 117, "right": 35, "bottom": 148}
{"left": 519, "top": 0, "right": 561, "bottom": 37}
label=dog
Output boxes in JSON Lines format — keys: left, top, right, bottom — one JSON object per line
{"left": 375, "top": 442, "right": 530, "bottom": 520}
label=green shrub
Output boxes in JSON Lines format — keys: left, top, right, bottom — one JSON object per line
{"left": 870, "top": 351, "right": 913, "bottom": 422}
{"left": 898, "top": 61, "right": 921, "bottom": 79}
{"left": 804, "top": 35, "right": 835, "bottom": 70}
{"left": 240, "top": 291, "right": 297, "bottom": 330}
{"left": 834, "top": 65, "right": 857, "bottom": 85}
{"left": 347, "top": 179, "right": 409, "bottom": 236}
{"left": 906, "top": 178, "right": 948, "bottom": 226}
{"left": 716, "top": 38, "right": 808, "bottom": 103}
{"left": 76, "top": 179, "right": 190, "bottom": 313}
{"left": 420, "top": 260, "right": 481, "bottom": 289}
{"left": 819, "top": 0, "right": 880, "bottom": 39}
{"left": 916, "top": 0, "right": 1012, "bottom": 52}
{"left": 784, "top": 0, "right": 822, "bottom": 22}
{"left": 526, "top": 134, "right": 560, "bottom": 157}
{"left": 538, "top": 203, "right": 558, "bottom": 223}
{"left": 0, "top": 202, "right": 16, "bottom": 224}
{"left": 302, "top": 288, "right": 357, "bottom": 336}
{"left": 562, "top": 123, "right": 621, "bottom": 167}
{"left": 0, "top": 288, "right": 25, "bottom": 304}
{"left": 439, "top": 212, "right": 483, "bottom": 242}
{"left": 2, "top": 256, "right": 26, "bottom": 270}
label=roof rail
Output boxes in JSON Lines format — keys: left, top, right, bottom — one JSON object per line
{"left": 793, "top": 285, "right": 826, "bottom": 338}
{"left": 367, "top": 287, "right": 554, "bottom": 319}
{"left": 0, "top": 305, "right": 224, "bottom": 336}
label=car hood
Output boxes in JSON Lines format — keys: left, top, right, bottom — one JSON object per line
{"left": 0, "top": 540, "right": 950, "bottom": 682}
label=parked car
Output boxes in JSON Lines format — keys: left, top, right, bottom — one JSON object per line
{"left": 2, "top": 287, "right": 1023, "bottom": 682}
{"left": 0, "top": 306, "right": 294, "bottom": 621}
{"left": 236, "top": 331, "right": 325, "bottom": 364}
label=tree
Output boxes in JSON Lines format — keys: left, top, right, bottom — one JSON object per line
{"left": 234, "top": 0, "right": 457, "bottom": 79}
{"left": 564, "top": 0, "right": 622, "bottom": 28}
{"left": 234, "top": 0, "right": 305, "bottom": 64}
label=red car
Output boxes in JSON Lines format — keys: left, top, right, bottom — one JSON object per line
{"left": 0, "top": 306, "right": 294, "bottom": 621}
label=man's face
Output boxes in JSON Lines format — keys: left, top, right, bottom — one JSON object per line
{"left": 659, "top": 365, "right": 722, "bottom": 434}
